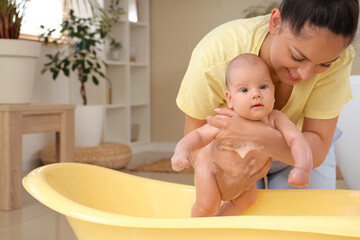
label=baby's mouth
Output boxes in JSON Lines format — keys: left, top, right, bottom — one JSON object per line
{"left": 251, "top": 103, "right": 263, "bottom": 108}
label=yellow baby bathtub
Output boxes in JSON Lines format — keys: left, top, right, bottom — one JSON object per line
{"left": 23, "top": 163, "right": 360, "bottom": 240}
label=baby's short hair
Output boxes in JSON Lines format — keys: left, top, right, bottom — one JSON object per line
{"left": 225, "top": 53, "right": 268, "bottom": 88}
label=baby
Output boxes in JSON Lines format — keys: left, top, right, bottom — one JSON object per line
{"left": 171, "top": 54, "right": 313, "bottom": 217}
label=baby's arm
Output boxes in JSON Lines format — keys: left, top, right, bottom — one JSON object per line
{"left": 171, "top": 123, "right": 221, "bottom": 171}
{"left": 270, "top": 110, "right": 313, "bottom": 187}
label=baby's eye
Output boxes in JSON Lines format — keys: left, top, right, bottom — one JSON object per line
{"left": 260, "top": 85, "right": 267, "bottom": 90}
{"left": 240, "top": 88, "right": 248, "bottom": 93}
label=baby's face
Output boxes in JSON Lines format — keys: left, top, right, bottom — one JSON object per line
{"left": 226, "top": 65, "right": 275, "bottom": 120}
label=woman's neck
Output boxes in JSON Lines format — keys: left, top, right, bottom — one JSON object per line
{"left": 259, "top": 32, "right": 293, "bottom": 111}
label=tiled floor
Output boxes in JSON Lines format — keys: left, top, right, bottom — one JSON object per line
{"left": 0, "top": 151, "right": 349, "bottom": 240}
{"left": 0, "top": 151, "right": 193, "bottom": 240}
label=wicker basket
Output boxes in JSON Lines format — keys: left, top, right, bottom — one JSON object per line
{"left": 41, "top": 142, "right": 132, "bottom": 169}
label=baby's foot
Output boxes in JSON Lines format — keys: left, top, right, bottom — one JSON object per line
{"left": 288, "top": 168, "right": 310, "bottom": 188}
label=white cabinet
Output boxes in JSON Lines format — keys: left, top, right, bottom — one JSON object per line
{"left": 102, "top": 0, "right": 150, "bottom": 148}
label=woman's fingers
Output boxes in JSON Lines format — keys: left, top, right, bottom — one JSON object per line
{"left": 215, "top": 108, "right": 239, "bottom": 117}
{"left": 207, "top": 115, "right": 228, "bottom": 129}
{"left": 250, "top": 158, "right": 273, "bottom": 181}
{"left": 207, "top": 116, "right": 238, "bottom": 147}
{"left": 207, "top": 108, "right": 239, "bottom": 129}
{"left": 213, "top": 157, "right": 273, "bottom": 200}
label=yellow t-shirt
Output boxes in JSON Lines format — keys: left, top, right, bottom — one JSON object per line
{"left": 176, "top": 15, "right": 354, "bottom": 128}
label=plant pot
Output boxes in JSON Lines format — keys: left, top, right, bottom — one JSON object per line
{"left": 110, "top": 48, "right": 121, "bottom": 61}
{"left": 0, "top": 39, "right": 41, "bottom": 104}
{"left": 75, "top": 105, "right": 105, "bottom": 147}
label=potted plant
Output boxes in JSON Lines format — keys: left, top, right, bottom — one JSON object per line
{"left": 0, "top": 0, "right": 41, "bottom": 104}
{"left": 40, "top": 9, "right": 110, "bottom": 106}
{"left": 109, "top": 37, "right": 122, "bottom": 61}
{"left": 40, "top": 4, "right": 124, "bottom": 147}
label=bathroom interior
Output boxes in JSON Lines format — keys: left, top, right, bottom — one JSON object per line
{"left": 1, "top": 0, "right": 360, "bottom": 239}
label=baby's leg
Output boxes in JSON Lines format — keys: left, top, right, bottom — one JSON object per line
{"left": 214, "top": 184, "right": 257, "bottom": 216}
{"left": 192, "top": 150, "right": 222, "bottom": 217}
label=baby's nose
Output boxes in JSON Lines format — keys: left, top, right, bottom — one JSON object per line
{"left": 251, "top": 89, "right": 261, "bottom": 98}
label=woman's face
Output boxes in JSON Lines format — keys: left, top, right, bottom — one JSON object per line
{"left": 268, "top": 9, "right": 349, "bottom": 86}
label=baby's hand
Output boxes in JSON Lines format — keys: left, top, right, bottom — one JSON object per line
{"left": 171, "top": 152, "right": 191, "bottom": 171}
{"left": 288, "top": 167, "right": 310, "bottom": 188}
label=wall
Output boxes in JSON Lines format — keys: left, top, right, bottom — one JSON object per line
{"left": 150, "top": 0, "right": 360, "bottom": 143}
{"left": 24, "top": 0, "right": 360, "bottom": 170}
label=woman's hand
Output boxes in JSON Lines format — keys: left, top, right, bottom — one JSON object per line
{"left": 213, "top": 157, "right": 273, "bottom": 200}
{"left": 207, "top": 108, "right": 273, "bottom": 148}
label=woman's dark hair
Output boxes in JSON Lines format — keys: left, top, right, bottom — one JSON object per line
{"left": 279, "top": 0, "right": 359, "bottom": 42}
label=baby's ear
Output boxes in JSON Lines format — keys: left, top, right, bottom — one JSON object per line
{"left": 225, "top": 91, "right": 233, "bottom": 109}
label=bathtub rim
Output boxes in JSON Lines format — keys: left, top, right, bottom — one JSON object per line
{"left": 22, "top": 162, "right": 360, "bottom": 238}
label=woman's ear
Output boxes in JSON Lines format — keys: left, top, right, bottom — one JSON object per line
{"left": 269, "top": 8, "right": 281, "bottom": 35}
{"left": 225, "top": 91, "right": 234, "bottom": 109}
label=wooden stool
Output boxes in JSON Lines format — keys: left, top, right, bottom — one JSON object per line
{"left": 0, "top": 104, "right": 75, "bottom": 211}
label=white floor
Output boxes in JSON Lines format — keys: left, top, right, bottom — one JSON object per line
{"left": 0, "top": 151, "right": 349, "bottom": 240}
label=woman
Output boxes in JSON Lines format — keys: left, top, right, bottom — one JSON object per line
{"left": 176, "top": 0, "right": 359, "bottom": 195}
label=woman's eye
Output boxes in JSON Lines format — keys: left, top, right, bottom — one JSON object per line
{"left": 240, "top": 88, "right": 248, "bottom": 93}
{"left": 321, "top": 63, "right": 332, "bottom": 68}
{"left": 260, "top": 85, "right": 267, "bottom": 90}
{"left": 291, "top": 55, "right": 304, "bottom": 62}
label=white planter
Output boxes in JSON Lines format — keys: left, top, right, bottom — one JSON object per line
{"left": 110, "top": 48, "right": 121, "bottom": 61}
{"left": 75, "top": 105, "right": 105, "bottom": 147}
{"left": 0, "top": 39, "right": 41, "bottom": 104}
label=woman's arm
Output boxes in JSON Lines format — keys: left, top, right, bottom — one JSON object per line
{"left": 207, "top": 108, "right": 338, "bottom": 168}
{"left": 302, "top": 116, "right": 338, "bottom": 168}
{"left": 185, "top": 114, "right": 207, "bottom": 135}
{"left": 185, "top": 113, "right": 273, "bottom": 197}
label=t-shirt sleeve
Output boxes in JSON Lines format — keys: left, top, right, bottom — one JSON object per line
{"left": 303, "top": 46, "right": 355, "bottom": 119}
{"left": 176, "top": 49, "right": 227, "bottom": 120}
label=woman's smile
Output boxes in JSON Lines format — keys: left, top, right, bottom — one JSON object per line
{"left": 286, "top": 68, "right": 301, "bottom": 82}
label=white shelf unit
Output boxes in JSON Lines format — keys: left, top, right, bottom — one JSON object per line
{"left": 103, "top": 0, "right": 150, "bottom": 147}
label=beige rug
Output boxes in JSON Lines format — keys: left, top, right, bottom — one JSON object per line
{"left": 130, "top": 158, "right": 194, "bottom": 174}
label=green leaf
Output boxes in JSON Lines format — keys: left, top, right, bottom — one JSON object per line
{"left": 72, "top": 64, "right": 78, "bottom": 71}
{"left": 52, "top": 70, "right": 59, "bottom": 80}
{"left": 63, "top": 68, "right": 70, "bottom": 77}
{"left": 98, "top": 72, "right": 105, "bottom": 78}
{"left": 92, "top": 76, "right": 99, "bottom": 85}
{"left": 64, "top": 59, "right": 70, "bottom": 67}
{"left": 44, "top": 61, "right": 53, "bottom": 67}
{"left": 81, "top": 76, "right": 88, "bottom": 83}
